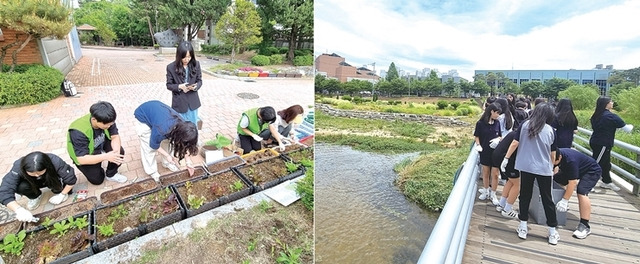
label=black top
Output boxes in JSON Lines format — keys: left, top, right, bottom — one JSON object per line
{"left": 590, "top": 110, "right": 626, "bottom": 147}
{"left": 474, "top": 119, "right": 501, "bottom": 150}
{"left": 69, "top": 124, "right": 119, "bottom": 158}
{"left": 166, "top": 61, "right": 203, "bottom": 113}
{"left": 0, "top": 153, "right": 77, "bottom": 206}
{"left": 551, "top": 119, "right": 577, "bottom": 149}
{"left": 554, "top": 148, "right": 601, "bottom": 182}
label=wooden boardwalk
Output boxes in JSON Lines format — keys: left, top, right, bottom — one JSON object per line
{"left": 463, "top": 179, "right": 640, "bottom": 264}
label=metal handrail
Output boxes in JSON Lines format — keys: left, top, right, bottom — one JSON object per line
{"left": 417, "top": 148, "right": 479, "bottom": 263}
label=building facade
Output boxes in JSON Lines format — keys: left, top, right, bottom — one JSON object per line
{"left": 475, "top": 65, "right": 614, "bottom": 94}
{"left": 315, "top": 53, "right": 380, "bottom": 83}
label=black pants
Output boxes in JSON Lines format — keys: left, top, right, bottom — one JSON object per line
{"left": 238, "top": 134, "right": 262, "bottom": 154}
{"left": 16, "top": 181, "right": 66, "bottom": 199}
{"left": 259, "top": 125, "right": 293, "bottom": 143}
{"left": 518, "top": 171, "right": 557, "bottom": 227}
{"left": 590, "top": 143, "right": 612, "bottom": 184}
{"left": 75, "top": 145, "right": 125, "bottom": 185}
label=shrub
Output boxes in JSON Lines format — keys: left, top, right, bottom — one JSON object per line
{"left": 293, "top": 55, "right": 313, "bottom": 66}
{"left": 615, "top": 87, "right": 640, "bottom": 121}
{"left": 450, "top": 101, "right": 460, "bottom": 109}
{"left": 295, "top": 169, "right": 314, "bottom": 211}
{"left": 352, "top": 96, "right": 363, "bottom": 104}
{"left": 336, "top": 102, "right": 354, "bottom": 110}
{"left": 424, "top": 104, "right": 437, "bottom": 110}
{"left": 258, "top": 46, "right": 280, "bottom": 56}
{"left": 294, "top": 49, "right": 313, "bottom": 57}
{"left": 373, "top": 94, "right": 378, "bottom": 102}
{"left": 557, "top": 85, "right": 600, "bottom": 110}
{"left": 250, "top": 55, "right": 270, "bottom": 66}
{"left": 341, "top": 95, "right": 352, "bottom": 101}
{"left": 436, "top": 100, "right": 449, "bottom": 109}
{"left": 455, "top": 107, "right": 471, "bottom": 116}
{"left": 0, "top": 65, "right": 64, "bottom": 106}
{"left": 279, "top": 47, "right": 289, "bottom": 54}
{"left": 201, "top": 44, "right": 232, "bottom": 55}
{"left": 269, "top": 54, "right": 284, "bottom": 65}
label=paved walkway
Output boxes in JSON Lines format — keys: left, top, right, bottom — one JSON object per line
{"left": 0, "top": 47, "right": 314, "bottom": 220}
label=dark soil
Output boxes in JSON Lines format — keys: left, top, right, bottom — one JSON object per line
{"left": 237, "top": 158, "right": 290, "bottom": 187}
{"left": 26, "top": 197, "right": 98, "bottom": 231}
{"left": 159, "top": 167, "right": 206, "bottom": 187}
{"left": 206, "top": 156, "right": 245, "bottom": 174}
{"left": 286, "top": 148, "right": 314, "bottom": 163}
{"left": 241, "top": 149, "right": 279, "bottom": 164}
{"left": 176, "top": 170, "right": 249, "bottom": 210}
{"left": 100, "top": 178, "right": 159, "bottom": 205}
{"left": 0, "top": 215, "right": 93, "bottom": 264}
{"left": 275, "top": 143, "right": 307, "bottom": 154}
{"left": 95, "top": 187, "right": 180, "bottom": 244}
{"left": 0, "top": 220, "right": 22, "bottom": 241}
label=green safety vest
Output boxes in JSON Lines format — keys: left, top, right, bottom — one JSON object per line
{"left": 237, "top": 108, "right": 269, "bottom": 136}
{"left": 67, "top": 114, "right": 111, "bottom": 165}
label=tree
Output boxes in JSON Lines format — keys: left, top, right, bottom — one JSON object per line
{"left": 557, "top": 84, "right": 600, "bottom": 110}
{"left": 609, "top": 82, "right": 637, "bottom": 97}
{"left": 376, "top": 79, "right": 394, "bottom": 97}
{"left": 472, "top": 74, "right": 490, "bottom": 96}
{"left": 442, "top": 78, "right": 458, "bottom": 97}
{"left": 609, "top": 66, "right": 640, "bottom": 86}
{"left": 73, "top": 1, "right": 118, "bottom": 45}
{"left": 521, "top": 81, "right": 545, "bottom": 99}
{"left": 0, "top": 0, "right": 73, "bottom": 72}
{"left": 158, "top": 0, "right": 230, "bottom": 41}
{"left": 386, "top": 62, "right": 399, "bottom": 81}
{"left": 543, "top": 77, "right": 574, "bottom": 99}
{"left": 459, "top": 79, "right": 472, "bottom": 97}
{"left": 215, "top": 0, "right": 262, "bottom": 62}
{"left": 277, "top": 0, "right": 313, "bottom": 62}
{"left": 615, "top": 86, "right": 640, "bottom": 119}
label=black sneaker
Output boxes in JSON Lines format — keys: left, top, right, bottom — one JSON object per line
{"left": 572, "top": 223, "right": 591, "bottom": 239}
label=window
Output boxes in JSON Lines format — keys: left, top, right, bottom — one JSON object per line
{"left": 582, "top": 80, "right": 593, "bottom": 85}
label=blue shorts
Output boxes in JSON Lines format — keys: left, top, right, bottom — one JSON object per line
{"left": 577, "top": 171, "right": 600, "bottom": 195}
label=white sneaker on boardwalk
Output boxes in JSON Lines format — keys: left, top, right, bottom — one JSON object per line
{"left": 599, "top": 182, "right": 620, "bottom": 191}
{"left": 501, "top": 210, "right": 518, "bottom": 219}
{"left": 478, "top": 188, "right": 488, "bottom": 200}
{"left": 572, "top": 223, "right": 591, "bottom": 239}
{"left": 490, "top": 192, "right": 500, "bottom": 206}
{"left": 517, "top": 226, "right": 528, "bottom": 240}
{"left": 106, "top": 173, "right": 128, "bottom": 183}
{"left": 27, "top": 194, "right": 42, "bottom": 210}
{"left": 548, "top": 230, "right": 560, "bottom": 245}
{"left": 495, "top": 205, "right": 503, "bottom": 212}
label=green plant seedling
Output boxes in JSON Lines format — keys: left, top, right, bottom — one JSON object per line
{"left": 276, "top": 246, "right": 303, "bottom": 264}
{"left": 96, "top": 223, "right": 116, "bottom": 237}
{"left": 41, "top": 216, "right": 53, "bottom": 228}
{"left": 284, "top": 161, "right": 299, "bottom": 173}
{"left": 247, "top": 239, "right": 257, "bottom": 252}
{"left": 69, "top": 215, "right": 89, "bottom": 230}
{"left": 187, "top": 194, "right": 206, "bottom": 209}
{"left": 139, "top": 208, "right": 149, "bottom": 223}
{"left": 50, "top": 220, "right": 72, "bottom": 238}
{"left": 185, "top": 181, "right": 193, "bottom": 191}
{"left": 1, "top": 230, "right": 26, "bottom": 256}
{"left": 299, "top": 158, "right": 313, "bottom": 168}
{"left": 230, "top": 180, "right": 244, "bottom": 191}
{"left": 258, "top": 200, "right": 272, "bottom": 213}
{"left": 242, "top": 260, "right": 250, "bottom": 264}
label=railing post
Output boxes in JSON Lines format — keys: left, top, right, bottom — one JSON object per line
{"left": 635, "top": 153, "right": 640, "bottom": 196}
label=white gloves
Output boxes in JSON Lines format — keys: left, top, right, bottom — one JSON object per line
{"left": 474, "top": 144, "right": 483, "bottom": 152}
{"left": 280, "top": 135, "right": 292, "bottom": 144}
{"left": 621, "top": 124, "right": 634, "bottom": 133}
{"left": 277, "top": 142, "right": 285, "bottom": 151}
{"left": 500, "top": 158, "right": 509, "bottom": 172}
{"left": 49, "top": 193, "right": 68, "bottom": 205}
{"left": 251, "top": 134, "right": 263, "bottom": 142}
{"left": 15, "top": 207, "right": 37, "bottom": 222}
{"left": 556, "top": 198, "right": 569, "bottom": 212}
{"left": 489, "top": 137, "right": 501, "bottom": 149}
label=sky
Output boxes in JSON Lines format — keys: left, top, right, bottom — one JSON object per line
{"left": 314, "top": 0, "right": 640, "bottom": 80}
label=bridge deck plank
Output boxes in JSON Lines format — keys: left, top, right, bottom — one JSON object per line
{"left": 463, "top": 179, "right": 640, "bottom": 264}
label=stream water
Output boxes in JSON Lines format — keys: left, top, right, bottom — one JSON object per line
{"left": 315, "top": 143, "right": 440, "bottom": 264}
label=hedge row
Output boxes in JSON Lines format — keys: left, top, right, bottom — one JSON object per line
{"left": 0, "top": 65, "right": 64, "bottom": 106}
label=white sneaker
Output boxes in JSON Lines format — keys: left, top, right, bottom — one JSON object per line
{"left": 501, "top": 209, "right": 518, "bottom": 219}
{"left": 27, "top": 194, "right": 42, "bottom": 210}
{"left": 517, "top": 225, "right": 528, "bottom": 239}
{"left": 150, "top": 172, "right": 161, "bottom": 182}
{"left": 490, "top": 192, "right": 500, "bottom": 206}
{"left": 106, "top": 173, "right": 128, "bottom": 183}
{"left": 600, "top": 182, "right": 620, "bottom": 191}
{"left": 495, "top": 205, "right": 503, "bottom": 212}
{"left": 548, "top": 231, "right": 560, "bottom": 245}
{"left": 162, "top": 162, "right": 180, "bottom": 172}
{"left": 572, "top": 223, "right": 591, "bottom": 239}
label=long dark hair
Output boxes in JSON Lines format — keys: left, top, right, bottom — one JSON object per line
{"left": 167, "top": 120, "right": 198, "bottom": 161}
{"left": 555, "top": 98, "right": 578, "bottom": 128}
{"left": 173, "top": 41, "right": 197, "bottom": 83}
{"left": 495, "top": 98, "right": 513, "bottom": 130}
{"left": 526, "top": 102, "right": 555, "bottom": 138}
{"left": 590, "top": 96, "right": 611, "bottom": 123}
{"left": 278, "top": 105, "right": 304, "bottom": 123}
{"left": 479, "top": 102, "right": 501, "bottom": 123}
{"left": 20, "top": 152, "right": 62, "bottom": 193}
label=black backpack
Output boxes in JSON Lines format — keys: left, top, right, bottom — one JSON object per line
{"left": 60, "top": 79, "right": 77, "bottom": 97}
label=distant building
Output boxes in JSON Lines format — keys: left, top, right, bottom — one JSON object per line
{"left": 315, "top": 53, "right": 380, "bottom": 83}
{"left": 475, "top": 65, "right": 615, "bottom": 95}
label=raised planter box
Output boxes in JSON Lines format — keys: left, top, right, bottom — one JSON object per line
{"left": 174, "top": 169, "right": 252, "bottom": 218}
{"left": 159, "top": 166, "right": 207, "bottom": 187}
{"left": 240, "top": 148, "right": 279, "bottom": 165}
{"left": 0, "top": 219, "right": 22, "bottom": 241}
{"left": 1, "top": 213, "right": 94, "bottom": 264}
{"left": 237, "top": 72, "right": 249, "bottom": 77}
{"left": 285, "top": 73, "right": 296, "bottom": 78}
{"left": 27, "top": 196, "right": 99, "bottom": 231}
{"left": 258, "top": 72, "right": 269, "bottom": 77}
{"left": 276, "top": 73, "right": 286, "bottom": 78}
{"left": 233, "top": 156, "right": 305, "bottom": 192}
{"left": 248, "top": 72, "right": 259, "bottom": 77}
{"left": 100, "top": 178, "right": 159, "bottom": 205}
{"left": 268, "top": 73, "right": 277, "bottom": 77}
{"left": 93, "top": 186, "right": 184, "bottom": 252}
{"left": 282, "top": 147, "right": 314, "bottom": 169}
{"left": 206, "top": 155, "right": 246, "bottom": 175}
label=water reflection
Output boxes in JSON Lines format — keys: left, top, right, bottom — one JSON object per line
{"left": 315, "top": 143, "right": 440, "bottom": 263}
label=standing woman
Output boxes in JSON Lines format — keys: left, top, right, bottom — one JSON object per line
{"left": 166, "top": 41, "right": 202, "bottom": 126}
{"left": 502, "top": 103, "right": 559, "bottom": 245}
{"left": 552, "top": 98, "right": 578, "bottom": 148}
{"left": 134, "top": 100, "right": 199, "bottom": 181}
{"left": 0, "top": 152, "right": 76, "bottom": 222}
{"left": 589, "top": 96, "right": 633, "bottom": 191}
{"left": 474, "top": 102, "right": 502, "bottom": 205}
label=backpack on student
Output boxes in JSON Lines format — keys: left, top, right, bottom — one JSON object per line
{"left": 60, "top": 79, "right": 77, "bottom": 97}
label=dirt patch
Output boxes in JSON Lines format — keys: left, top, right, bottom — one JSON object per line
{"left": 159, "top": 168, "right": 207, "bottom": 187}
{"left": 206, "top": 156, "right": 246, "bottom": 174}
{"left": 241, "top": 149, "right": 279, "bottom": 164}
{"left": 132, "top": 201, "right": 313, "bottom": 264}
{"left": 237, "top": 158, "right": 290, "bottom": 187}
{"left": 0, "top": 220, "right": 22, "bottom": 241}
{"left": 274, "top": 143, "right": 307, "bottom": 154}
{"left": 100, "top": 179, "right": 159, "bottom": 205}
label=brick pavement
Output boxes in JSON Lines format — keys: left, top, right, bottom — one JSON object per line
{"left": 0, "top": 47, "right": 314, "bottom": 218}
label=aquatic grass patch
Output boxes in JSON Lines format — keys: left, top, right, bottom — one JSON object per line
{"left": 316, "top": 111, "right": 436, "bottom": 138}
{"left": 395, "top": 147, "right": 469, "bottom": 211}
{"left": 316, "top": 134, "right": 442, "bottom": 154}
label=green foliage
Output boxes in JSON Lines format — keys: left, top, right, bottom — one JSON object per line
{"left": 455, "top": 106, "right": 471, "bottom": 116}
{"left": 386, "top": 62, "right": 399, "bottom": 81}
{"left": 436, "top": 100, "right": 449, "bottom": 109}
{"left": 298, "top": 158, "right": 313, "bottom": 168}
{"left": 259, "top": 46, "right": 280, "bottom": 56}
{"left": 107, "top": 204, "right": 129, "bottom": 223}
{"left": 139, "top": 209, "right": 149, "bottom": 223}
{"left": 279, "top": 47, "right": 289, "bottom": 54}
{"left": 276, "top": 245, "right": 303, "bottom": 264}
{"left": 293, "top": 49, "right": 313, "bottom": 57}
{"left": 187, "top": 194, "right": 206, "bottom": 210}
{"left": 201, "top": 44, "right": 233, "bottom": 55}
{"left": 247, "top": 239, "right": 257, "bottom": 252}
{"left": 269, "top": 54, "right": 284, "bottom": 65}
{"left": 450, "top": 101, "right": 460, "bottom": 109}
{"left": 215, "top": 0, "right": 262, "bottom": 62}
{"left": 557, "top": 85, "right": 600, "bottom": 110}
{"left": 317, "top": 134, "right": 441, "bottom": 154}
{"left": 0, "top": 65, "right": 65, "bottom": 106}
{"left": 96, "top": 223, "right": 116, "bottom": 237}
{"left": 251, "top": 55, "right": 271, "bottom": 66}
{"left": 157, "top": 0, "right": 230, "bottom": 41}
{"left": 1, "top": 230, "right": 26, "bottom": 256}
{"left": 70, "top": 215, "right": 89, "bottom": 230}
{"left": 258, "top": 200, "right": 273, "bottom": 213}
{"left": 230, "top": 180, "right": 245, "bottom": 191}
{"left": 50, "top": 219, "right": 72, "bottom": 238}
{"left": 42, "top": 216, "right": 53, "bottom": 228}
{"left": 292, "top": 55, "right": 313, "bottom": 66}
{"left": 284, "top": 161, "right": 299, "bottom": 173}
{"left": 341, "top": 95, "right": 352, "bottom": 101}
{"left": 614, "top": 86, "right": 640, "bottom": 121}
{"left": 296, "top": 170, "right": 314, "bottom": 211}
